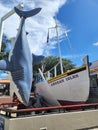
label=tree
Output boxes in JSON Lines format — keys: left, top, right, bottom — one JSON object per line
{"left": 33, "top": 56, "right": 76, "bottom": 75}
{"left": 0, "top": 35, "right": 10, "bottom": 60}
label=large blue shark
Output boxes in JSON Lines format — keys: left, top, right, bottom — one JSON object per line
{"left": 0, "top": 7, "right": 41, "bottom": 105}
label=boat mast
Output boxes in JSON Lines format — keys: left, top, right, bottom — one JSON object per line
{"left": 54, "top": 17, "right": 63, "bottom": 74}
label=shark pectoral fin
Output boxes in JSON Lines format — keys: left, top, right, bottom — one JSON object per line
{"left": 0, "top": 59, "right": 10, "bottom": 71}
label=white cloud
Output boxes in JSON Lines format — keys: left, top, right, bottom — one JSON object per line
{"left": 62, "top": 54, "right": 87, "bottom": 59}
{"left": 93, "top": 41, "right": 98, "bottom": 46}
{"left": 0, "top": 0, "right": 67, "bottom": 56}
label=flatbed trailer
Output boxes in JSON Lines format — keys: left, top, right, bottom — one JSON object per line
{"left": 0, "top": 102, "right": 98, "bottom": 130}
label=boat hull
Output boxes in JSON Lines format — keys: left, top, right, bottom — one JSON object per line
{"left": 36, "top": 65, "right": 90, "bottom": 106}
{"left": 35, "top": 81, "right": 60, "bottom": 106}
{"left": 47, "top": 67, "right": 90, "bottom": 105}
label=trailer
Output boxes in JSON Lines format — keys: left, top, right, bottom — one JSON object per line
{"left": 0, "top": 102, "right": 98, "bottom": 130}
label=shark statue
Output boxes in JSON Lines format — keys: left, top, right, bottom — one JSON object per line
{"left": 0, "top": 7, "right": 41, "bottom": 105}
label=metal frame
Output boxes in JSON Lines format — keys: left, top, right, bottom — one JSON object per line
{"left": 0, "top": 3, "right": 24, "bottom": 52}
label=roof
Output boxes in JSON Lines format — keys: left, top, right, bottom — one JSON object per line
{"left": 90, "top": 60, "right": 98, "bottom": 68}
{"left": 0, "top": 79, "right": 10, "bottom": 84}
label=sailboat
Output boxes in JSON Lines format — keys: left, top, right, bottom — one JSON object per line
{"left": 35, "top": 19, "right": 90, "bottom": 106}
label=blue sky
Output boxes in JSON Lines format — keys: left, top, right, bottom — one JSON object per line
{"left": 0, "top": 0, "right": 98, "bottom": 68}
{"left": 56, "top": 0, "right": 98, "bottom": 66}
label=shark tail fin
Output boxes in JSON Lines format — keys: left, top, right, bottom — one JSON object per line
{"left": 14, "top": 7, "right": 41, "bottom": 18}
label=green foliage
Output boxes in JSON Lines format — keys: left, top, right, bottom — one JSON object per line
{"left": 0, "top": 52, "right": 9, "bottom": 60}
{"left": 33, "top": 56, "right": 76, "bottom": 75}
{"left": 0, "top": 35, "right": 9, "bottom": 60}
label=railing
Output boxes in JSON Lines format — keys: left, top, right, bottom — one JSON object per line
{"left": 43, "top": 62, "right": 61, "bottom": 80}
{"left": 1, "top": 102, "right": 98, "bottom": 118}
{"left": 0, "top": 102, "right": 17, "bottom": 108}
